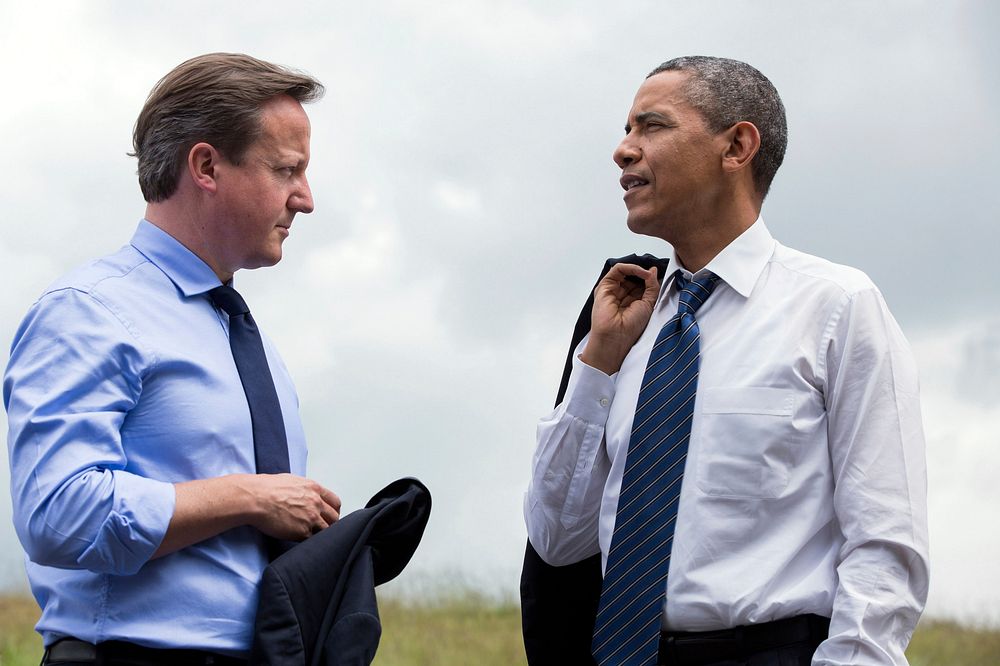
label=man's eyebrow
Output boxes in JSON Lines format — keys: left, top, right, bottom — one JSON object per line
{"left": 636, "top": 111, "right": 673, "bottom": 126}
{"left": 626, "top": 111, "right": 675, "bottom": 132}
{"left": 269, "top": 151, "right": 307, "bottom": 166}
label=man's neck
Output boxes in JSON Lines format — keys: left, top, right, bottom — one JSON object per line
{"left": 670, "top": 197, "right": 760, "bottom": 272}
{"left": 144, "top": 199, "right": 232, "bottom": 283}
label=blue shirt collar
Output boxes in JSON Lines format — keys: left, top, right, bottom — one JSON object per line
{"left": 129, "top": 219, "right": 223, "bottom": 297}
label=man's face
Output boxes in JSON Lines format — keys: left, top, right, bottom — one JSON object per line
{"left": 214, "top": 94, "right": 313, "bottom": 274}
{"left": 613, "top": 71, "right": 727, "bottom": 242}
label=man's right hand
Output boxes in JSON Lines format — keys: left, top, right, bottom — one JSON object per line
{"left": 245, "top": 473, "right": 342, "bottom": 541}
{"left": 153, "top": 473, "right": 341, "bottom": 558}
{"left": 580, "top": 263, "right": 660, "bottom": 375}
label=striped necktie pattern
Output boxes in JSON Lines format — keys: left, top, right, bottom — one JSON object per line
{"left": 592, "top": 271, "right": 720, "bottom": 665}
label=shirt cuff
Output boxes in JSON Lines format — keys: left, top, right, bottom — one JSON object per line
{"left": 76, "top": 471, "right": 176, "bottom": 576}
{"left": 563, "top": 354, "right": 616, "bottom": 424}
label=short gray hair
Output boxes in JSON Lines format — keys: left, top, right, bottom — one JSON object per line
{"left": 648, "top": 56, "right": 787, "bottom": 199}
{"left": 131, "top": 52, "right": 324, "bottom": 202}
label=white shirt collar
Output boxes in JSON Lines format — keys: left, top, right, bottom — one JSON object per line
{"left": 668, "top": 216, "right": 776, "bottom": 298}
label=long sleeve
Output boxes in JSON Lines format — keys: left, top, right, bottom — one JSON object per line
{"left": 524, "top": 350, "right": 617, "bottom": 566}
{"left": 812, "top": 287, "right": 930, "bottom": 665}
{"left": 5, "top": 288, "right": 175, "bottom": 575}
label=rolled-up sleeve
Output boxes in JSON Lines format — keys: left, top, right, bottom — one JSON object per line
{"left": 525, "top": 348, "right": 616, "bottom": 566}
{"left": 814, "top": 287, "right": 930, "bottom": 665}
{"left": 4, "top": 288, "right": 175, "bottom": 575}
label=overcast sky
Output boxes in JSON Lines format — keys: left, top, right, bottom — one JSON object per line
{"left": 1, "top": 1, "right": 997, "bottom": 624}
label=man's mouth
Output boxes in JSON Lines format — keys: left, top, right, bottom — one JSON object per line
{"left": 620, "top": 173, "right": 649, "bottom": 192}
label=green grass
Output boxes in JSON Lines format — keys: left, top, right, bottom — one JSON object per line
{"left": 375, "top": 591, "right": 526, "bottom": 665}
{"left": 905, "top": 619, "right": 1000, "bottom": 666}
{"left": 0, "top": 594, "right": 43, "bottom": 666}
{"left": 2, "top": 591, "right": 997, "bottom": 665}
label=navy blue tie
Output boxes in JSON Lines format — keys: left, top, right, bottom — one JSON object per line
{"left": 209, "top": 286, "right": 290, "bottom": 476}
{"left": 592, "top": 271, "right": 720, "bottom": 665}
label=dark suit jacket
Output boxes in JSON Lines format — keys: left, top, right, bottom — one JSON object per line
{"left": 251, "top": 478, "right": 432, "bottom": 666}
{"left": 520, "top": 254, "right": 670, "bottom": 666}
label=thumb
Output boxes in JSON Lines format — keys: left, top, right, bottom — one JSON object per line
{"left": 641, "top": 268, "right": 661, "bottom": 307}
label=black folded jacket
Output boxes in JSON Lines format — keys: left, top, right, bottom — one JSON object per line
{"left": 251, "top": 477, "right": 432, "bottom": 666}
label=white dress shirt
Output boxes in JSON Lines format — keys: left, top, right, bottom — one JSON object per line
{"left": 524, "top": 219, "right": 929, "bottom": 665}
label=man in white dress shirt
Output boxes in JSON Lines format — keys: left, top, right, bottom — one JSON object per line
{"left": 524, "top": 56, "right": 929, "bottom": 665}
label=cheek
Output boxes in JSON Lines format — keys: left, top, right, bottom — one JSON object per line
{"left": 272, "top": 189, "right": 292, "bottom": 211}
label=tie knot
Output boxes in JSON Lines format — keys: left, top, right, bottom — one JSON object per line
{"left": 675, "top": 271, "right": 719, "bottom": 316}
{"left": 209, "top": 285, "right": 250, "bottom": 316}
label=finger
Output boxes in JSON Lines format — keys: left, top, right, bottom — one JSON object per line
{"left": 597, "top": 264, "right": 646, "bottom": 302}
{"left": 320, "top": 503, "right": 340, "bottom": 524}
{"left": 597, "top": 263, "right": 639, "bottom": 290}
{"left": 612, "top": 264, "right": 658, "bottom": 293}
{"left": 320, "top": 488, "right": 342, "bottom": 511}
{"left": 608, "top": 262, "right": 653, "bottom": 280}
{"left": 312, "top": 517, "right": 330, "bottom": 534}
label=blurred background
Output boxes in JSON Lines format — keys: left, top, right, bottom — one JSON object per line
{"left": 1, "top": 0, "right": 997, "bottom": 627}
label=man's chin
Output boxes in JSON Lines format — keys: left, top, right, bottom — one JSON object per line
{"left": 244, "top": 251, "right": 283, "bottom": 271}
{"left": 626, "top": 214, "right": 660, "bottom": 237}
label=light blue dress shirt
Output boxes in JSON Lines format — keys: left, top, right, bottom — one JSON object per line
{"left": 4, "top": 220, "right": 308, "bottom": 653}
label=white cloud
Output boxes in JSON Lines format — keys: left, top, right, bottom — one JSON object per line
{"left": 911, "top": 318, "right": 1000, "bottom": 622}
{"left": 433, "top": 181, "right": 483, "bottom": 215}
{"left": 387, "top": 0, "right": 595, "bottom": 62}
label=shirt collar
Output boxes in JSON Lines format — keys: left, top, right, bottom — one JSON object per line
{"left": 129, "top": 219, "right": 224, "bottom": 297}
{"left": 668, "top": 216, "right": 775, "bottom": 298}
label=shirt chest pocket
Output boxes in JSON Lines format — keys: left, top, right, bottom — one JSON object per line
{"left": 695, "top": 387, "right": 795, "bottom": 499}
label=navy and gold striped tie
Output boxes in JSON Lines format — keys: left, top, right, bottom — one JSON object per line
{"left": 592, "top": 271, "right": 720, "bottom": 665}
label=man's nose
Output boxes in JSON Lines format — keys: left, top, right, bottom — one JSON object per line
{"left": 291, "top": 175, "right": 314, "bottom": 214}
{"left": 613, "top": 135, "right": 639, "bottom": 168}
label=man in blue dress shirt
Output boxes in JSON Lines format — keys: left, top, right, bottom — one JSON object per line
{"left": 4, "top": 53, "right": 341, "bottom": 664}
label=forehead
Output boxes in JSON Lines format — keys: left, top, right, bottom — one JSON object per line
{"left": 255, "top": 95, "right": 311, "bottom": 151}
{"left": 628, "top": 70, "right": 696, "bottom": 119}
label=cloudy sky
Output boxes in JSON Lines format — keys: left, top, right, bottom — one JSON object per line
{"left": 1, "top": 1, "right": 997, "bottom": 623}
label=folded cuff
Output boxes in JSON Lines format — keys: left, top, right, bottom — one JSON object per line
{"left": 76, "top": 471, "right": 175, "bottom": 575}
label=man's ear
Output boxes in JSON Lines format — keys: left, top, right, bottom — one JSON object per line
{"left": 721, "top": 121, "right": 761, "bottom": 175}
{"left": 187, "top": 142, "right": 222, "bottom": 194}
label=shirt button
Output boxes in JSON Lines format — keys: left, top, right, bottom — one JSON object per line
{"left": 599, "top": 398, "right": 610, "bottom": 407}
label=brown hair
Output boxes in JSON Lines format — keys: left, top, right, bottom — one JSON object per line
{"left": 131, "top": 52, "right": 324, "bottom": 202}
